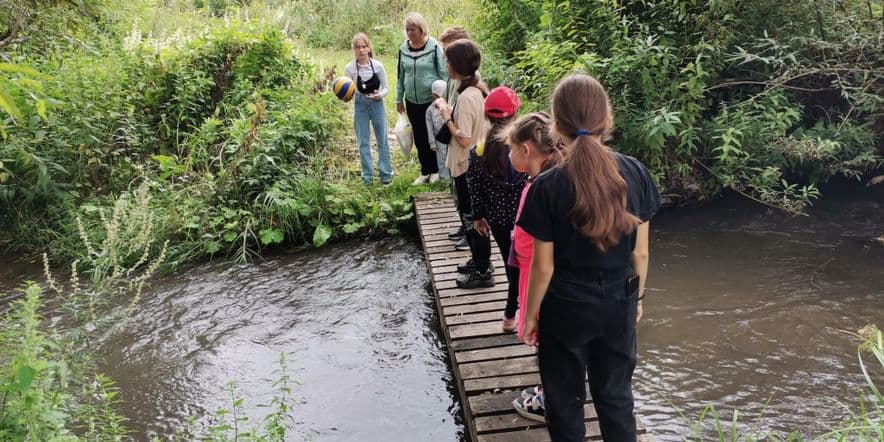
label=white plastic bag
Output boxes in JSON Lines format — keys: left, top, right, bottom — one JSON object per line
{"left": 393, "top": 113, "right": 413, "bottom": 156}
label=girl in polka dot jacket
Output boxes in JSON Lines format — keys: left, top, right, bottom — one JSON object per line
{"left": 462, "top": 86, "right": 528, "bottom": 332}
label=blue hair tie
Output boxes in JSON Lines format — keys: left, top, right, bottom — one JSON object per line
{"left": 574, "top": 129, "right": 592, "bottom": 137}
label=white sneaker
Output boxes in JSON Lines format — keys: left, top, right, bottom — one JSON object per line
{"left": 429, "top": 173, "right": 440, "bottom": 183}
{"left": 412, "top": 174, "right": 429, "bottom": 185}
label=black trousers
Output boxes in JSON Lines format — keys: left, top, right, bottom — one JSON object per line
{"left": 471, "top": 223, "right": 520, "bottom": 318}
{"left": 405, "top": 100, "right": 439, "bottom": 176}
{"left": 537, "top": 275, "right": 639, "bottom": 442}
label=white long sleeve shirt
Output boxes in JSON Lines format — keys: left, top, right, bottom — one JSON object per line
{"left": 344, "top": 59, "right": 389, "bottom": 98}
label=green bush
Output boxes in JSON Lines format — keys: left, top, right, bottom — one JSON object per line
{"left": 479, "top": 0, "right": 883, "bottom": 212}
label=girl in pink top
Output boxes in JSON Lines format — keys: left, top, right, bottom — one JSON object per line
{"left": 505, "top": 112, "right": 563, "bottom": 422}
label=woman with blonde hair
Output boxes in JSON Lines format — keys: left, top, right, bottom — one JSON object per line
{"left": 518, "top": 74, "right": 661, "bottom": 441}
{"left": 396, "top": 12, "right": 448, "bottom": 185}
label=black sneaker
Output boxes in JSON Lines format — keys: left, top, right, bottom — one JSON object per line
{"left": 455, "top": 268, "right": 495, "bottom": 289}
{"left": 454, "top": 237, "right": 470, "bottom": 251}
{"left": 457, "top": 259, "right": 495, "bottom": 274}
{"left": 447, "top": 225, "right": 466, "bottom": 240}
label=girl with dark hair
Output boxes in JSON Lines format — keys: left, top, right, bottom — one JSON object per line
{"left": 461, "top": 87, "right": 527, "bottom": 316}
{"left": 518, "top": 74, "right": 661, "bottom": 441}
{"left": 503, "top": 112, "right": 563, "bottom": 422}
{"left": 434, "top": 39, "right": 492, "bottom": 282}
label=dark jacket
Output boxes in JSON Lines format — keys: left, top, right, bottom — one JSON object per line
{"left": 466, "top": 146, "right": 528, "bottom": 228}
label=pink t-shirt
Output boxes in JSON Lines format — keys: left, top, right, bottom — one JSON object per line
{"left": 513, "top": 182, "right": 535, "bottom": 340}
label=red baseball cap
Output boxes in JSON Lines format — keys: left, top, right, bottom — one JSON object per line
{"left": 484, "top": 86, "right": 521, "bottom": 119}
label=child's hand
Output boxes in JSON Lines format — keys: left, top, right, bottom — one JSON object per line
{"left": 473, "top": 218, "right": 490, "bottom": 237}
{"left": 521, "top": 318, "right": 538, "bottom": 346}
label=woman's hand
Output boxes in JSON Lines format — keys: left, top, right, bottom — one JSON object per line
{"left": 396, "top": 102, "right": 405, "bottom": 113}
{"left": 636, "top": 301, "right": 643, "bottom": 325}
{"left": 521, "top": 318, "right": 539, "bottom": 346}
{"left": 434, "top": 98, "right": 451, "bottom": 120}
{"left": 473, "top": 218, "right": 490, "bottom": 237}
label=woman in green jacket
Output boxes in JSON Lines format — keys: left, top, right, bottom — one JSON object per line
{"left": 396, "top": 12, "right": 448, "bottom": 185}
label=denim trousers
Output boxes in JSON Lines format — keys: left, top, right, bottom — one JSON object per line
{"left": 435, "top": 144, "right": 450, "bottom": 179}
{"left": 538, "top": 273, "right": 639, "bottom": 442}
{"left": 354, "top": 93, "right": 393, "bottom": 183}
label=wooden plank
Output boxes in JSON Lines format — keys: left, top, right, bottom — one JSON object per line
{"left": 468, "top": 388, "right": 591, "bottom": 416}
{"left": 455, "top": 344, "right": 535, "bottom": 363}
{"left": 434, "top": 268, "right": 506, "bottom": 283}
{"left": 435, "top": 275, "right": 509, "bottom": 290}
{"left": 476, "top": 405, "right": 597, "bottom": 432}
{"left": 450, "top": 322, "right": 512, "bottom": 340}
{"left": 465, "top": 372, "right": 542, "bottom": 394}
{"left": 450, "top": 333, "right": 520, "bottom": 351}
{"left": 477, "top": 421, "right": 603, "bottom": 442}
{"left": 443, "top": 300, "right": 507, "bottom": 316}
{"left": 460, "top": 355, "right": 538, "bottom": 379}
{"left": 445, "top": 310, "right": 504, "bottom": 326}
{"left": 441, "top": 291, "right": 508, "bottom": 306}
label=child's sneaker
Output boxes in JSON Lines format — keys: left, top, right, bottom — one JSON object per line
{"left": 455, "top": 267, "right": 494, "bottom": 289}
{"left": 513, "top": 394, "right": 545, "bottom": 423}
{"left": 457, "top": 259, "right": 494, "bottom": 274}
{"left": 520, "top": 385, "right": 542, "bottom": 400}
{"left": 502, "top": 315, "right": 517, "bottom": 333}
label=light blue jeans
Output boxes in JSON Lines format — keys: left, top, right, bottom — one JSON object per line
{"left": 354, "top": 93, "right": 393, "bottom": 184}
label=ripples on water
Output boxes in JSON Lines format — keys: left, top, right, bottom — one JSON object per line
{"left": 637, "top": 187, "right": 884, "bottom": 440}
{"left": 0, "top": 186, "right": 881, "bottom": 441}
{"left": 97, "top": 238, "right": 463, "bottom": 441}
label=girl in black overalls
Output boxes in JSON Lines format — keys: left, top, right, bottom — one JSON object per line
{"left": 345, "top": 33, "right": 393, "bottom": 185}
{"left": 518, "top": 74, "right": 661, "bottom": 441}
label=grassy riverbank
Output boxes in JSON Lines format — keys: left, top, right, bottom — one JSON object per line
{"left": 1, "top": 0, "right": 477, "bottom": 270}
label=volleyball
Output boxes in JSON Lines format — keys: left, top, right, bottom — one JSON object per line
{"left": 332, "top": 76, "right": 356, "bottom": 101}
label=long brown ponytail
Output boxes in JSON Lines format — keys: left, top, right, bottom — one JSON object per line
{"left": 551, "top": 74, "right": 640, "bottom": 252}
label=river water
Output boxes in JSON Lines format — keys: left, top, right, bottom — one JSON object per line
{"left": 0, "top": 185, "right": 881, "bottom": 440}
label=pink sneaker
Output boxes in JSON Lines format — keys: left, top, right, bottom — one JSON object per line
{"left": 502, "top": 316, "right": 517, "bottom": 333}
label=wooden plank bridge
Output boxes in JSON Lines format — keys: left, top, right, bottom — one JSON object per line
{"left": 413, "top": 192, "right": 654, "bottom": 442}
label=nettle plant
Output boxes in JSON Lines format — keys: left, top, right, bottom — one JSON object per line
{"left": 479, "top": 0, "right": 882, "bottom": 212}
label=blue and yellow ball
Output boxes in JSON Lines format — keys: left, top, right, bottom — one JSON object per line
{"left": 332, "top": 76, "right": 356, "bottom": 102}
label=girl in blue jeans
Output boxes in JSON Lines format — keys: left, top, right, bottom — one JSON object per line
{"left": 345, "top": 33, "right": 393, "bottom": 185}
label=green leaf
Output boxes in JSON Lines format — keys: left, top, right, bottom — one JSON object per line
{"left": 0, "top": 63, "right": 51, "bottom": 80}
{"left": 342, "top": 222, "right": 362, "bottom": 234}
{"left": 17, "top": 365, "right": 36, "bottom": 390}
{"left": 204, "top": 241, "right": 221, "bottom": 254}
{"left": 223, "top": 231, "right": 238, "bottom": 242}
{"left": 312, "top": 224, "right": 332, "bottom": 247}
{"left": 259, "top": 228, "right": 284, "bottom": 245}
{"left": 0, "top": 86, "right": 23, "bottom": 122}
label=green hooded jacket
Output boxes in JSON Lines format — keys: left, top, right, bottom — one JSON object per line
{"left": 396, "top": 37, "right": 448, "bottom": 105}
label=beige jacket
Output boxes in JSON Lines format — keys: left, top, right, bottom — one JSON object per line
{"left": 447, "top": 86, "right": 489, "bottom": 177}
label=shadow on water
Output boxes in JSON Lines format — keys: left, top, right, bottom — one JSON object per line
{"left": 0, "top": 183, "right": 881, "bottom": 440}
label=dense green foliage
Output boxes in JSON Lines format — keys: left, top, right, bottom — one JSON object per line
{"left": 0, "top": 2, "right": 427, "bottom": 266}
{"left": 479, "top": 0, "right": 882, "bottom": 211}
